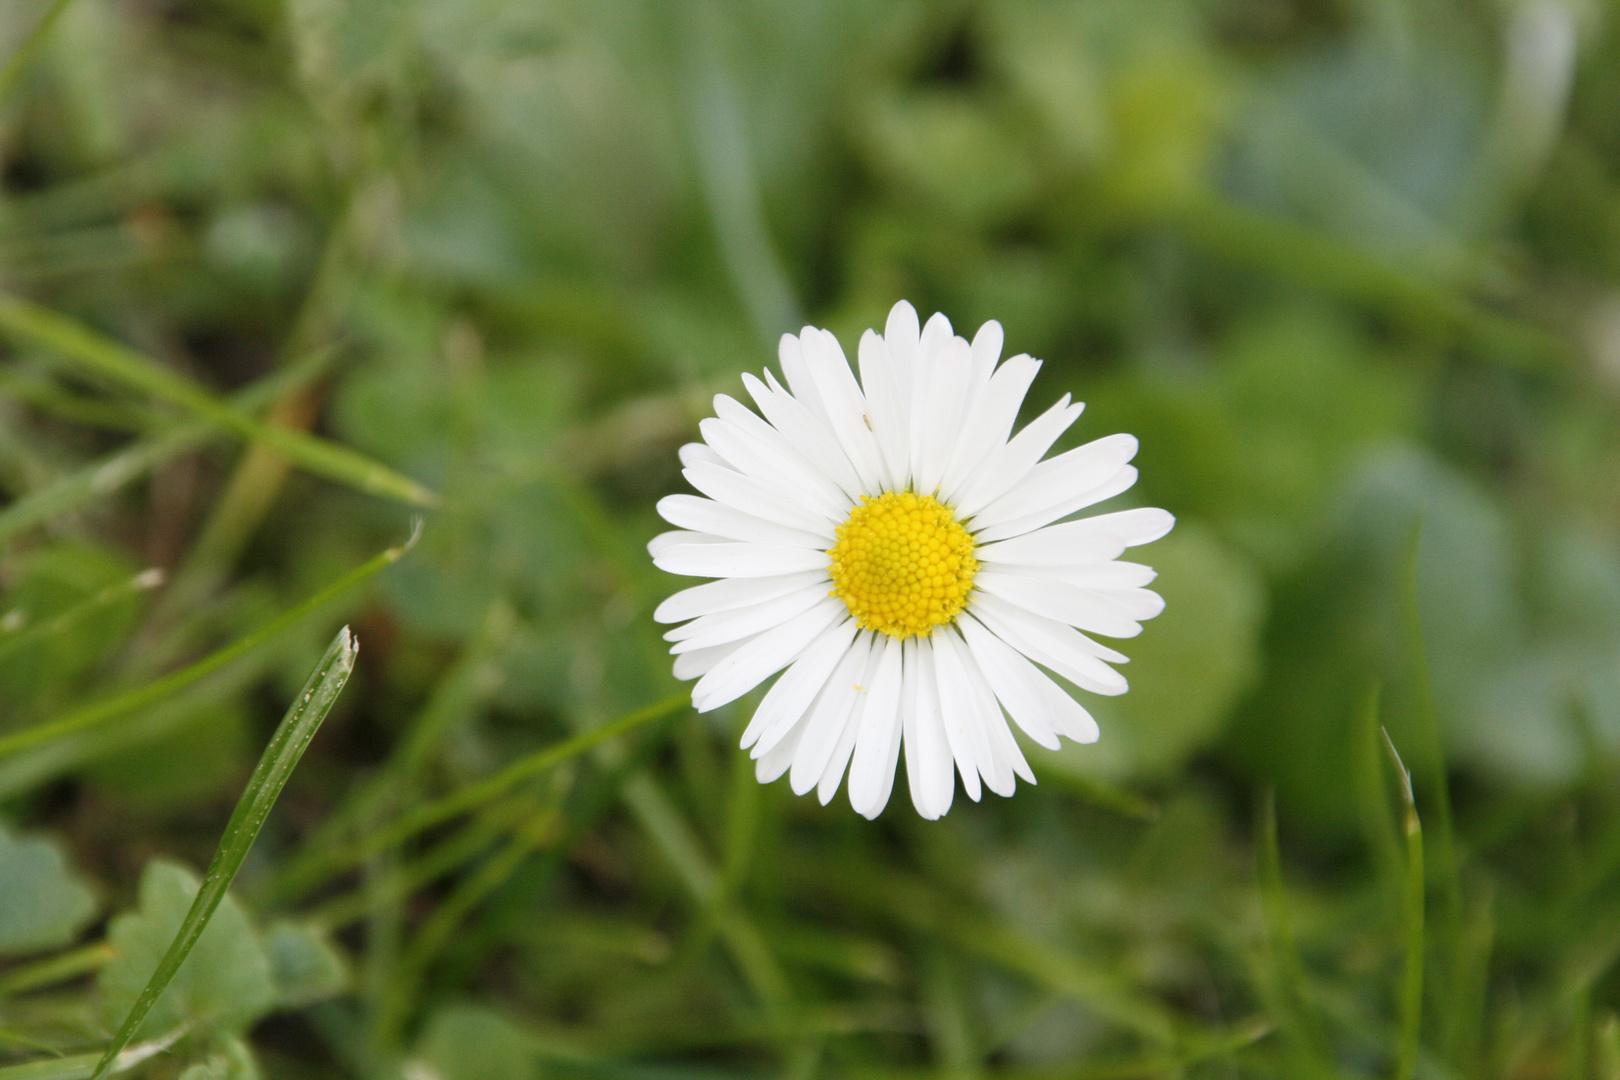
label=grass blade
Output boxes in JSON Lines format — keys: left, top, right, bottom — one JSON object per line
{"left": 307, "top": 789, "right": 538, "bottom": 929}
{"left": 1382, "top": 728, "right": 1426, "bottom": 1080}
{"left": 269, "top": 600, "right": 513, "bottom": 893}
{"left": 85, "top": 628, "right": 359, "bottom": 1080}
{"left": 1352, "top": 683, "right": 1400, "bottom": 881}
{"left": 619, "top": 772, "right": 807, "bottom": 1069}
{"left": 0, "top": 0, "right": 77, "bottom": 108}
{"left": 0, "top": 294, "right": 437, "bottom": 508}
{"left": 264, "top": 691, "right": 687, "bottom": 902}
{"left": 0, "top": 347, "right": 336, "bottom": 545}
{"left": 1168, "top": 194, "right": 1566, "bottom": 371}
{"left": 1035, "top": 764, "right": 1160, "bottom": 822}
{"left": 1256, "top": 790, "right": 1334, "bottom": 1079}
{"left": 1401, "top": 521, "right": 1459, "bottom": 921}
{"left": 0, "top": 942, "right": 114, "bottom": 998}
{"left": 0, "top": 569, "right": 163, "bottom": 662}
{"left": 1598, "top": 1012, "right": 1620, "bottom": 1080}
{"left": 833, "top": 872, "right": 1179, "bottom": 1044}
{"left": 376, "top": 797, "right": 566, "bottom": 1045}
{"left": 0, "top": 526, "right": 413, "bottom": 760}
{"left": 0, "top": 1029, "right": 188, "bottom": 1080}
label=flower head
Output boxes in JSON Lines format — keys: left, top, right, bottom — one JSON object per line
{"left": 649, "top": 302, "right": 1173, "bottom": 819}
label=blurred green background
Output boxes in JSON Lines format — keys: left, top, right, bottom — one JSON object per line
{"left": 3, "top": 0, "right": 1620, "bottom": 1075}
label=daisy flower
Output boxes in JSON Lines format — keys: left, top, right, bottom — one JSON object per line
{"left": 649, "top": 301, "right": 1172, "bottom": 819}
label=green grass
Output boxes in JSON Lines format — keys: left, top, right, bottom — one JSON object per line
{"left": 3, "top": 0, "right": 1620, "bottom": 1076}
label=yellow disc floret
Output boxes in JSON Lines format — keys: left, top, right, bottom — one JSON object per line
{"left": 828, "top": 491, "right": 978, "bottom": 639}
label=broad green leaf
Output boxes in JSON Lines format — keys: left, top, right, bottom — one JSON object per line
{"left": 414, "top": 1005, "right": 536, "bottom": 1080}
{"left": 262, "top": 921, "right": 348, "bottom": 1008}
{"left": 0, "top": 822, "right": 97, "bottom": 956}
{"left": 175, "top": 1038, "right": 259, "bottom": 1080}
{"left": 97, "top": 861, "right": 274, "bottom": 1037}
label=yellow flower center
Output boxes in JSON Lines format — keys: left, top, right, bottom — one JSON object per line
{"left": 828, "top": 491, "right": 978, "bottom": 639}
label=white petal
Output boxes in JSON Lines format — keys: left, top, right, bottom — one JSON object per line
{"left": 929, "top": 626, "right": 984, "bottom": 803}
{"left": 1039, "top": 672, "right": 1099, "bottom": 743}
{"left": 684, "top": 462, "right": 836, "bottom": 534}
{"left": 975, "top": 570, "right": 1145, "bottom": 638}
{"left": 913, "top": 331, "right": 972, "bottom": 495}
{"left": 647, "top": 529, "right": 724, "bottom": 559}
{"left": 972, "top": 464, "right": 1140, "bottom": 544}
{"left": 906, "top": 638, "right": 955, "bottom": 819}
{"left": 680, "top": 441, "right": 731, "bottom": 471}
{"left": 968, "top": 320, "right": 1004, "bottom": 389}
{"left": 938, "top": 353, "right": 1040, "bottom": 503}
{"left": 910, "top": 312, "right": 956, "bottom": 425}
{"left": 1028, "top": 655, "right": 1101, "bottom": 744}
{"left": 655, "top": 541, "right": 828, "bottom": 579}
{"left": 755, "top": 714, "right": 806, "bottom": 782}
{"left": 657, "top": 494, "right": 828, "bottom": 548}
{"left": 790, "top": 631, "right": 873, "bottom": 795}
{"left": 712, "top": 393, "right": 857, "bottom": 507}
{"left": 985, "top": 695, "right": 1036, "bottom": 787}
{"left": 699, "top": 416, "right": 848, "bottom": 521}
{"left": 974, "top": 507, "right": 1175, "bottom": 568}
{"left": 778, "top": 332, "right": 831, "bottom": 427}
{"left": 819, "top": 642, "right": 889, "bottom": 806}
{"left": 907, "top": 315, "right": 952, "bottom": 487}
{"left": 884, "top": 300, "right": 921, "bottom": 395}
{"left": 869, "top": 701, "right": 905, "bottom": 819}
{"left": 993, "top": 561, "right": 1159, "bottom": 591}
{"left": 673, "top": 640, "right": 741, "bottom": 681}
{"left": 803, "top": 328, "right": 887, "bottom": 492}
{"left": 847, "top": 634, "right": 904, "bottom": 817}
{"left": 743, "top": 371, "right": 865, "bottom": 502}
{"left": 667, "top": 584, "right": 829, "bottom": 651}
{"left": 951, "top": 396, "right": 1083, "bottom": 518}
{"left": 900, "top": 642, "right": 926, "bottom": 815}
{"left": 691, "top": 598, "right": 845, "bottom": 711}
{"left": 968, "top": 433, "right": 1138, "bottom": 536}
{"left": 1090, "top": 587, "right": 1166, "bottom": 621}
{"left": 857, "top": 330, "right": 912, "bottom": 491}
{"left": 920, "top": 310, "right": 954, "bottom": 357}
{"left": 1097, "top": 506, "right": 1176, "bottom": 548}
{"left": 947, "top": 630, "right": 1020, "bottom": 796}
{"left": 970, "top": 592, "right": 1130, "bottom": 695}
{"left": 817, "top": 670, "right": 867, "bottom": 806}
{"left": 957, "top": 616, "right": 1060, "bottom": 749}
{"left": 654, "top": 570, "right": 826, "bottom": 624}
{"left": 746, "top": 617, "right": 860, "bottom": 754}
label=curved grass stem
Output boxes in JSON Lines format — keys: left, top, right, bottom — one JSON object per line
{"left": 85, "top": 629, "right": 358, "bottom": 1080}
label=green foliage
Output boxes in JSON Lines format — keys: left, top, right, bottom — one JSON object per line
{"left": 3, "top": 0, "right": 1620, "bottom": 1074}
{"left": 0, "top": 543, "right": 141, "bottom": 714}
{"left": 412, "top": 1006, "right": 536, "bottom": 1080}
{"left": 175, "top": 1039, "right": 259, "bottom": 1080}
{"left": 261, "top": 921, "right": 349, "bottom": 1009}
{"left": 0, "top": 821, "right": 96, "bottom": 956}
{"left": 1050, "top": 521, "right": 1264, "bottom": 780}
{"left": 98, "top": 861, "right": 275, "bottom": 1037}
